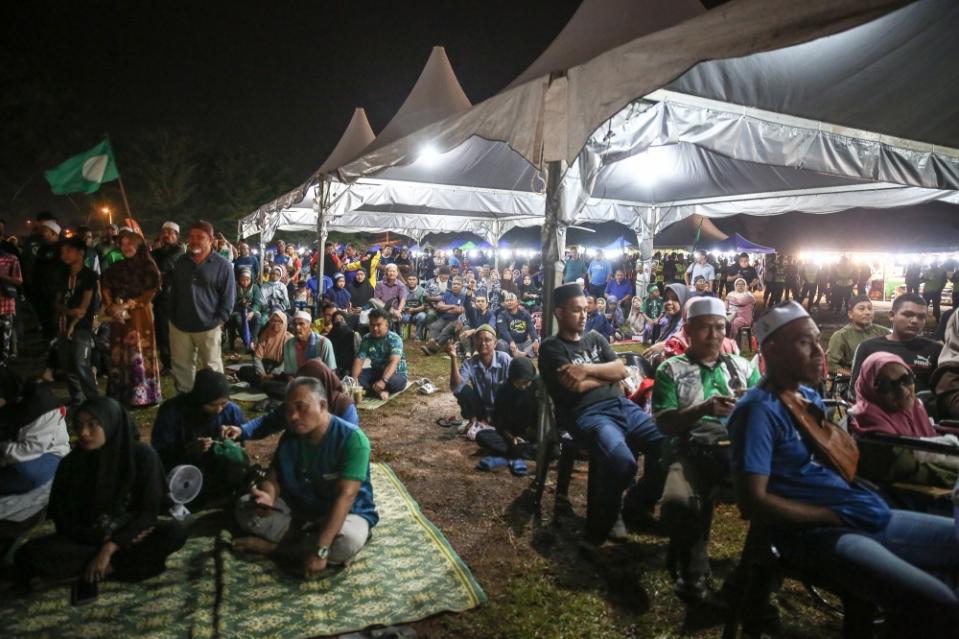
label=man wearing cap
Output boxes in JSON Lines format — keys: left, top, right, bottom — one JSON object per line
{"left": 169, "top": 220, "right": 236, "bottom": 393}
{"left": 826, "top": 295, "right": 890, "bottom": 377}
{"left": 401, "top": 273, "right": 428, "bottom": 341}
{"left": 261, "top": 265, "right": 291, "bottom": 313}
{"left": 652, "top": 296, "right": 760, "bottom": 602}
{"left": 373, "top": 263, "right": 407, "bottom": 322}
{"left": 539, "top": 283, "right": 665, "bottom": 544}
{"left": 284, "top": 310, "right": 336, "bottom": 374}
{"left": 151, "top": 221, "right": 185, "bottom": 374}
{"left": 730, "top": 301, "right": 959, "bottom": 634}
{"left": 446, "top": 323, "right": 512, "bottom": 429}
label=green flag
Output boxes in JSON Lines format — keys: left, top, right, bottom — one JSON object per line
{"left": 44, "top": 138, "right": 120, "bottom": 195}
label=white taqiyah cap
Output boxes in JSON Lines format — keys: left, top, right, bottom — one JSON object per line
{"left": 162, "top": 221, "right": 180, "bottom": 233}
{"left": 39, "top": 220, "right": 61, "bottom": 235}
{"left": 685, "top": 296, "right": 726, "bottom": 320}
{"left": 753, "top": 301, "right": 810, "bottom": 344}
{"left": 292, "top": 310, "right": 312, "bottom": 323}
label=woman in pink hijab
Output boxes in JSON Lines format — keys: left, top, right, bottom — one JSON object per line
{"left": 851, "top": 351, "right": 957, "bottom": 487}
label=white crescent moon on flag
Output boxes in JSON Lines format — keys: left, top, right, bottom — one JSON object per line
{"left": 81, "top": 154, "right": 110, "bottom": 183}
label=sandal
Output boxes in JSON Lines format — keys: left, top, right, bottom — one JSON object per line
{"left": 476, "top": 456, "right": 509, "bottom": 471}
{"left": 435, "top": 416, "right": 463, "bottom": 429}
{"left": 508, "top": 459, "right": 528, "bottom": 477}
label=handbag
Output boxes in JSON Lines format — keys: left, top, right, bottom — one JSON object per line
{"left": 777, "top": 387, "right": 859, "bottom": 483}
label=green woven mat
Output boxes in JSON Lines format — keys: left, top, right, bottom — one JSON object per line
{"left": 4, "top": 463, "right": 485, "bottom": 638}
{"left": 357, "top": 380, "right": 414, "bottom": 410}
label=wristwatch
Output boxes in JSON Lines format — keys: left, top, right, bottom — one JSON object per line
{"left": 315, "top": 545, "right": 330, "bottom": 560}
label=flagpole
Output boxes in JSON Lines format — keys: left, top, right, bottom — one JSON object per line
{"left": 117, "top": 176, "right": 133, "bottom": 217}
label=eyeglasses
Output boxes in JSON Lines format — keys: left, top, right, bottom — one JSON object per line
{"left": 874, "top": 372, "right": 915, "bottom": 394}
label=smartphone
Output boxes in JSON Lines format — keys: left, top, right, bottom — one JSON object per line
{"left": 71, "top": 579, "right": 99, "bottom": 606}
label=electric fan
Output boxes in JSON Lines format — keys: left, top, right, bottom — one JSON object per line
{"left": 167, "top": 465, "right": 203, "bottom": 520}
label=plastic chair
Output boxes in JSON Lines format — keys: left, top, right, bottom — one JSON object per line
{"left": 723, "top": 524, "right": 877, "bottom": 639}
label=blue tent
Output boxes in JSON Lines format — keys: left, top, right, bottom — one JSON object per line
{"left": 710, "top": 233, "right": 775, "bottom": 254}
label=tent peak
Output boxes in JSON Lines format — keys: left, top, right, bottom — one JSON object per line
{"left": 507, "top": 0, "right": 705, "bottom": 90}
{"left": 317, "top": 107, "right": 376, "bottom": 175}
{"left": 362, "top": 46, "right": 471, "bottom": 154}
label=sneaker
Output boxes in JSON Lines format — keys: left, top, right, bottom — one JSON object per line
{"left": 608, "top": 513, "right": 628, "bottom": 542}
{"left": 457, "top": 419, "right": 475, "bottom": 435}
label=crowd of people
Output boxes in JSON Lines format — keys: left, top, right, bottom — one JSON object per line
{"left": 3, "top": 211, "right": 959, "bottom": 633}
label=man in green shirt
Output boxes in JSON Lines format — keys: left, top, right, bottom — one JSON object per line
{"left": 233, "top": 377, "right": 377, "bottom": 577}
{"left": 826, "top": 295, "right": 890, "bottom": 376}
{"left": 351, "top": 308, "right": 408, "bottom": 400}
{"left": 652, "top": 296, "right": 760, "bottom": 603}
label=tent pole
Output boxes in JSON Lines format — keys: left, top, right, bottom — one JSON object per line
{"left": 315, "top": 179, "right": 330, "bottom": 319}
{"left": 533, "top": 159, "right": 567, "bottom": 513}
{"left": 636, "top": 206, "right": 659, "bottom": 299}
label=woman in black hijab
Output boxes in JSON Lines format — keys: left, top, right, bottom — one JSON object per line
{"left": 16, "top": 397, "right": 186, "bottom": 598}
{"left": 349, "top": 268, "right": 375, "bottom": 308}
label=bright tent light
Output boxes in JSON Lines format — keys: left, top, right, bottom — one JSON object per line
{"left": 499, "top": 249, "right": 512, "bottom": 260}
{"left": 417, "top": 145, "right": 443, "bottom": 167}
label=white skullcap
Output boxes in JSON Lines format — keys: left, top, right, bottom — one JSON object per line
{"left": 685, "top": 296, "right": 726, "bottom": 320}
{"left": 292, "top": 310, "right": 312, "bottom": 323}
{"left": 753, "top": 301, "right": 810, "bottom": 344}
{"left": 162, "top": 221, "right": 180, "bottom": 233}
{"left": 39, "top": 220, "right": 61, "bottom": 235}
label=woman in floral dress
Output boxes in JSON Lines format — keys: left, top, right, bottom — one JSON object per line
{"left": 101, "top": 230, "right": 163, "bottom": 407}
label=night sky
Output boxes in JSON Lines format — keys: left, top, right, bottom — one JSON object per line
{"left": 2, "top": 1, "right": 733, "bottom": 231}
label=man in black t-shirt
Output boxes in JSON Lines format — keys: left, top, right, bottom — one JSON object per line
{"left": 539, "top": 283, "right": 664, "bottom": 544}
{"left": 56, "top": 237, "right": 100, "bottom": 406}
{"left": 850, "top": 293, "right": 941, "bottom": 395}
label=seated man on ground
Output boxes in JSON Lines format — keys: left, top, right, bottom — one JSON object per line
{"left": 851, "top": 351, "right": 957, "bottom": 489}
{"left": 495, "top": 291, "right": 540, "bottom": 357}
{"left": 445, "top": 324, "right": 511, "bottom": 433}
{"left": 539, "top": 283, "right": 665, "bottom": 544}
{"left": 224, "top": 359, "right": 358, "bottom": 443}
{"left": 730, "top": 301, "right": 959, "bottom": 635}
{"left": 151, "top": 368, "right": 247, "bottom": 501}
{"left": 232, "top": 377, "right": 377, "bottom": 576}
{"left": 0, "top": 370, "right": 69, "bottom": 527}
{"left": 850, "top": 293, "right": 941, "bottom": 395}
{"left": 283, "top": 310, "right": 337, "bottom": 376}
{"left": 421, "top": 275, "right": 467, "bottom": 355}
{"left": 16, "top": 397, "right": 187, "bottom": 597}
{"left": 652, "top": 297, "right": 760, "bottom": 603}
{"left": 350, "top": 308, "right": 408, "bottom": 400}
{"left": 373, "top": 263, "right": 407, "bottom": 324}
{"left": 826, "top": 294, "right": 889, "bottom": 376}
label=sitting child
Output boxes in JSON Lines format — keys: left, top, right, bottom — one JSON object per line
{"left": 641, "top": 285, "right": 665, "bottom": 342}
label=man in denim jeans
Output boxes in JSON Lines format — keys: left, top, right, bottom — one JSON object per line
{"left": 539, "top": 282, "right": 664, "bottom": 545}
{"left": 55, "top": 238, "right": 99, "bottom": 407}
{"left": 730, "top": 301, "right": 959, "bottom": 634}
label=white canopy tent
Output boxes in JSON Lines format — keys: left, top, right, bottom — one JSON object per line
{"left": 243, "top": 0, "right": 959, "bottom": 261}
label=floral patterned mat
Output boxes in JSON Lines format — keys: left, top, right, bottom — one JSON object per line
{"left": 5, "top": 463, "right": 486, "bottom": 638}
